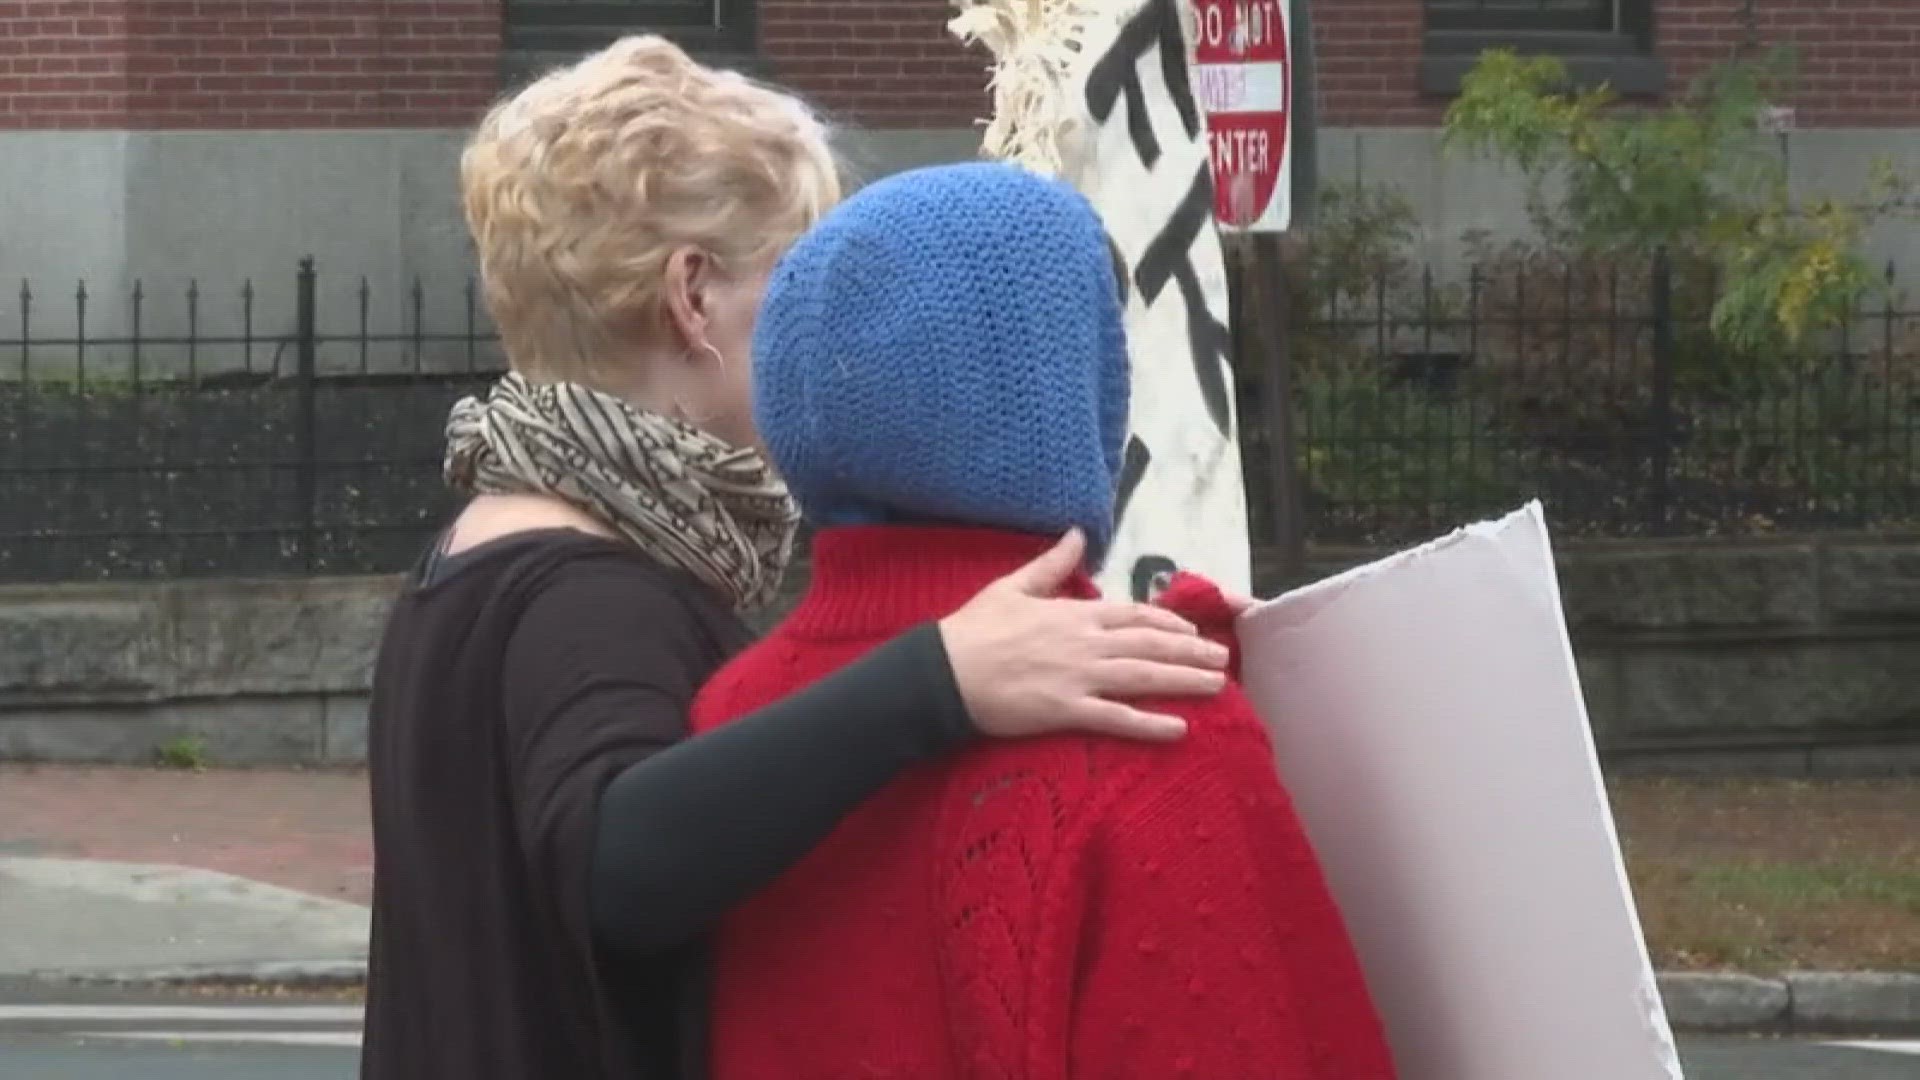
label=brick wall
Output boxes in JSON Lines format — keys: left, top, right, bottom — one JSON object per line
{"left": 1660, "top": 0, "right": 1920, "bottom": 127}
{"left": 757, "top": 0, "right": 1920, "bottom": 131}
{"left": 760, "top": 0, "right": 1920, "bottom": 132}
{"left": 0, "top": 0, "right": 497, "bottom": 130}
{"left": 0, "top": 0, "right": 131, "bottom": 128}
{"left": 1311, "top": 0, "right": 1428, "bottom": 126}
{"left": 1312, "top": 0, "right": 1920, "bottom": 128}
{"left": 761, "top": 0, "right": 986, "bottom": 129}
{"left": 7, "top": 1, "right": 1913, "bottom": 133}
{"left": 0, "top": 0, "right": 977, "bottom": 133}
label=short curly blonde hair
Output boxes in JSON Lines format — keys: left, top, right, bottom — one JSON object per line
{"left": 461, "top": 36, "right": 840, "bottom": 386}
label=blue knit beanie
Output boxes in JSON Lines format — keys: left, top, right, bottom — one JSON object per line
{"left": 752, "top": 161, "right": 1130, "bottom": 564}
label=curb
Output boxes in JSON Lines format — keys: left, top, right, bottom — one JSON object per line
{"left": 1660, "top": 972, "right": 1920, "bottom": 1035}
{"left": 34, "top": 958, "right": 367, "bottom": 991}
{"left": 29, "top": 964, "right": 1918, "bottom": 1033}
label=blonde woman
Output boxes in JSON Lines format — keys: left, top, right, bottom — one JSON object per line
{"left": 359, "top": 37, "right": 1232, "bottom": 1080}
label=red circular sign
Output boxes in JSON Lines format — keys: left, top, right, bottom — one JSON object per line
{"left": 1191, "top": 0, "right": 1290, "bottom": 227}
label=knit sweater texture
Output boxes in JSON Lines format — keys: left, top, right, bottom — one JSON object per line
{"left": 690, "top": 525, "right": 1398, "bottom": 1080}
{"left": 750, "top": 162, "right": 1130, "bottom": 563}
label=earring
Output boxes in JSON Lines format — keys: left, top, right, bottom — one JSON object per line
{"left": 699, "top": 342, "right": 726, "bottom": 372}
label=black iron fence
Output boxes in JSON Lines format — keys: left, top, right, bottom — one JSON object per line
{"left": 2, "top": 254, "right": 1916, "bottom": 582}
{"left": 1236, "top": 250, "right": 1920, "bottom": 547}
{"left": 0, "top": 259, "right": 505, "bottom": 581}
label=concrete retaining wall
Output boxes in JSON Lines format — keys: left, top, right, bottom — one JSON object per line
{"left": 2, "top": 536, "right": 1914, "bottom": 770}
{"left": 0, "top": 576, "right": 395, "bottom": 765}
{"left": 1267, "top": 537, "right": 1920, "bottom": 775}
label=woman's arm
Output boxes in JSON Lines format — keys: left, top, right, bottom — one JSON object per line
{"left": 587, "top": 623, "right": 972, "bottom": 953}
{"left": 503, "top": 560, "right": 967, "bottom": 957}
{"left": 505, "top": 532, "right": 1232, "bottom": 960}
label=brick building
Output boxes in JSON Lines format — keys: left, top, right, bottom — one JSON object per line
{"left": 3, "top": 0, "right": 1916, "bottom": 327}
{"left": 1307, "top": 0, "right": 1920, "bottom": 267}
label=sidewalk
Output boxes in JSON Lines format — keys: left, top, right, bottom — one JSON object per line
{"left": 0, "top": 765, "right": 370, "bottom": 986}
{"left": 0, "top": 766, "right": 370, "bottom": 906}
{"left": 1, "top": 765, "right": 1914, "bottom": 1033}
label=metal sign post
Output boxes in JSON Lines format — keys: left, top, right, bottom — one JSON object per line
{"left": 1194, "top": 0, "right": 1313, "bottom": 585}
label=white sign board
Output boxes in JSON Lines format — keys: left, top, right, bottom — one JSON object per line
{"left": 1237, "top": 503, "right": 1683, "bottom": 1080}
{"left": 952, "top": 0, "right": 1251, "bottom": 600}
{"left": 1193, "top": 0, "right": 1293, "bottom": 231}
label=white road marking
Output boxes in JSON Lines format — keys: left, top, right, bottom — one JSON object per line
{"left": 0, "top": 1005, "right": 362, "bottom": 1023}
{"left": 1827, "top": 1040, "right": 1920, "bottom": 1055}
{"left": 75, "top": 1030, "right": 361, "bottom": 1048}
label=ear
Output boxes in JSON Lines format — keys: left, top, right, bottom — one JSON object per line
{"left": 662, "top": 246, "right": 714, "bottom": 353}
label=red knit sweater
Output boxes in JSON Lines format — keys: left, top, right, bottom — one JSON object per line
{"left": 690, "top": 526, "right": 1396, "bottom": 1080}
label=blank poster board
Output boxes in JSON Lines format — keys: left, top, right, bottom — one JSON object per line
{"left": 1238, "top": 503, "right": 1684, "bottom": 1080}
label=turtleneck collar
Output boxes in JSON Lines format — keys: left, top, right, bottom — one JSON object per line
{"left": 780, "top": 525, "right": 1101, "bottom": 641}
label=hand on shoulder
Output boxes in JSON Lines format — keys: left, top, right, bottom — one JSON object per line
{"left": 937, "top": 530, "right": 1232, "bottom": 744}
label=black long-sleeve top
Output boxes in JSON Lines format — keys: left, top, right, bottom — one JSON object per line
{"left": 361, "top": 529, "right": 973, "bottom": 1080}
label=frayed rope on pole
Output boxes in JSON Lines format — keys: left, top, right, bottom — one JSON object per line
{"left": 947, "top": 0, "right": 1128, "bottom": 178}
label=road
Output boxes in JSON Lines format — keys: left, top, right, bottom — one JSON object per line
{"left": 1, "top": 984, "right": 1916, "bottom": 1078}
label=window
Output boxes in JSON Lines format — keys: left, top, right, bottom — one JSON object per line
{"left": 504, "top": 0, "right": 756, "bottom": 63}
{"left": 1421, "top": 0, "right": 1663, "bottom": 97}
{"left": 1428, "top": 0, "right": 1622, "bottom": 36}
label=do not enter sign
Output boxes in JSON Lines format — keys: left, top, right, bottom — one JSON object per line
{"left": 1192, "top": 0, "right": 1291, "bottom": 231}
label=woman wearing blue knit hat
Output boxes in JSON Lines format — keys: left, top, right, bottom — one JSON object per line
{"left": 691, "top": 161, "right": 1395, "bottom": 1078}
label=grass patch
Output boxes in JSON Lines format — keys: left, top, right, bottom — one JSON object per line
{"left": 1689, "top": 860, "right": 1920, "bottom": 914}
{"left": 154, "top": 735, "right": 210, "bottom": 771}
{"left": 1611, "top": 779, "right": 1920, "bottom": 973}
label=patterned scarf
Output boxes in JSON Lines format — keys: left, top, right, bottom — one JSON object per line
{"left": 444, "top": 373, "right": 799, "bottom": 610}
